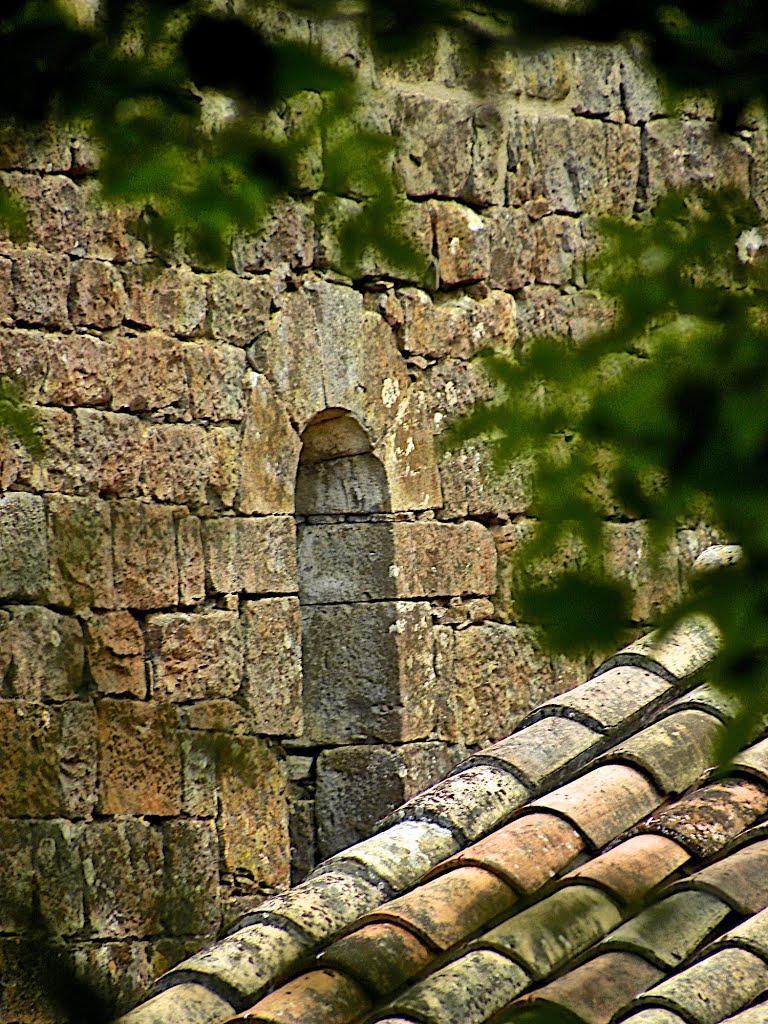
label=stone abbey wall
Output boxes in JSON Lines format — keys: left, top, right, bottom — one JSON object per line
{"left": 0, "top": 12, "right": 761, "bottom": 1021}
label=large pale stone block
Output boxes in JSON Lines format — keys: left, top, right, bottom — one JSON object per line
{"left": 160, "top": 820, "right": 221, "bottom": 936}
{"left": 236, "top": 373, "right": 302, "bottom": 515}
{"left": 644, "top": 119, "right": 752, "bottom": 205}
{"left": 42, "top": 330, "right": 114, "bottom": 407}
{"left": 146, "top": 610, "right": 243, "bottom": 702}
{"left": 300, "top": 600, "right": 435, "bottom": 745}
{"left": 241, "top": 597, "right": 302, "bottom": 736}
{"left": 176, "top": 515, "right": 205, "bottom": 605}
{"left": 374, "top": 389, "right": 443, "bottom": 512}
{"left": 183, "top": 342, "right": 246, "bottom": 421}
{"left": 125, "top": 266, "right": 206, "bottom": 337}
{"left": 0, "top": 492, "right": 48, "bottom": 601}
{"left": 206, "top": 271, "right": 273, "bottom": 346}
{"left": 431, "top": 200, "right": 490, "bottom": 286}
{"left": 74, "top": 409, "right": 142, "bottom": 497}
{"left": 12, "top": 249, "right": 70, "bottom": 327}
{"left": 394, "top": 93, "right": 473, "bottom": 197}
{"left": 68, "top": 258, "right": 127, "bottom": 328}
{"left": 111, "top": 330, "right": 188, "bottom": 414}
{"left": 203, "top": 515, "right": 297, "bottom": 595}
{"left": 48, "top": 493, "right": 117, "bottom": 610}
{"left": 298, "top": 520, "right": 496, "bottom": 603}
{"left": 0, "top": 701, "right": 64, "bottom": 816}
{"left": 398, "top": 287, "right": 516, "bottom": 361}
{"left": 140, "top": 423, "right": 211, "bottom": 508}
{"left": 216, "top": 735, "right": 289, "bottom": 888}
{"left": 85, "top": 610, "right": 146, "bottom": 697}
{"left": 96, "top": 699, "right": 181, "bottom": 816}
{"left": 112, "top": 500, "right": 179, "bottom": 610}
{"left": 3, "top": 605, "right": 84, "bottom": 701}
{"left": 232, "top": 196, "right": 314, "bottom": 272}
{"left": 487, "top": 206, "right": 537, "bottom": 291}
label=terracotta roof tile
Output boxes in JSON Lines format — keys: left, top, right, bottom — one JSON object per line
{"left": 149, "top": 923, "right": 311, "bottom": 1007}
{"left": 358, "top": 865, "right": 516, "bottom": 950}
{"left": 507, "top": 952, "right": 663, "bottom": 1024}
{"left": 317, "top": 922, "right": 432, "bottom": 997}
{"left": 707, "top": 905, "right": 768, "bottom": 959}
{"left": 626, "top": 948, "right": 768, "bottom": 1024}
{"left": 478, "top": 884, "right": 621, "bottom": 979}
{"left": 229, "top": 969, "right": 371, "bottom": 1024}
{"left": 621, "top": 1010, "right": 689, "bottom": 1024}
{"left": 383, "top": 949, "right": 530, "bottom": 1024}
{"left": 719, "top": 1004, "right": 768, "bottom": 1024}
{"left": 635, "top": 779, "right": 768, "bottom": 859}
{"left": 386, "top": 765, "right": 530, "bottom": 843}
{"left": 733, "top": 736, "right": 768, "bottom": 788}
{"left": 529, "top": 764, "right": 662, "bottom": 848}
{"left": 525, "top": 667, "right": 676, "bottom": 732}
{"left": 667, "top": 682, "right": 767, "bottom": 729}
{"left": 320, "top": 821, "right": 458, "bottom": 892}
{"left": 114, "top": 983, "right": 235, "bottom": 1024}
{"left": 594, "top": 614, "right": 721, "bottom": 683}
{"left": 431, "top": 811, "right": 584, "bottom": 892}
{"left": 597, "top": 890, "right": 731, "bottom": 968}
{"left": 598, "top": 709, "right": 722, "bottom": 795}
{"left": 466, "top": 716, "right": 603, "bottom": 787}
{"left": 687, "top": 839, "right": 768, "bottom": 914}
{"left": 561, "top": 834, "right": 690, "bottom": 905}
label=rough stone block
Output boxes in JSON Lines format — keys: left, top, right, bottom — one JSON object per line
{"left": 603, "top": 521, "right": 681, "bottom": 624}
{"left": 236, "top": 373, "right": 302, "bottom": 515}
{"left": 47, "top": 494, "right": 115, "bottom": 609}
{"left": 176, "top": 515, "right": 205, "bottom": 605}
{"left": 42, "top": 330, "right": 115, "bottom": 408}
{"left": 203, "top": 515, "right": 297, "bottom": 595}
{"left": 0, "top": 256, "right": 12, "bottom": 325}
{"left": 398, "top": 287, "right": 516, "bottom": 362}
{"left": 0, "top": 492, "right": 49, "bottom": 600}
{"left": 146, "top": 610, "right": 242, "bottom": 702}
{"left": 85, "top": 610, "right": 146, "bottom": 697}
{"left": 111, "top": 330, "right": 188, "bottom": 414}
{"left": 0, "top": 327, "right": 50, "bottom": 401}
{"left": 374, "top": 388, "right": 444, "bottom": 513}
{"left": 534, "top": 214, "right": 585, "bottom": 286}
{"left": 2, "top": 605, "right": 84, "bottom": 701}
{"left": 644, "top": 119, "right": 752, "bottom": 204}
{"left": 30, "top": 821, "right": 86, "bottom": 936}
{"left": 125, "top": 266, "right": 206, "bottom": 337}
{"left": 434, "top": 623, "right": 564, "bottom": 745}
{"left": 0, "top": 119, "right": 72, "bottom": 171}
{"left": 432, "top": 201, "right": 490, "bottom": 286}
{"left": 73, "top": 941, "right": 158, "bottom": 1022}
{"left": 232, "top": 197, "right": 314, "bottom": 272}
{"left": 97, "top": 699, "right": 182, "bottom": 816}
{"left": 12, "top": 249, "right": 70, "bottom": 327}
{"left": 160, "top": 820, "right": 221, "bottom": 936}
{"left": 207, "top": 271, "right": 274, "bottom": 346}
{"left": 298, "top": 520, "right": 496, "bottom": 603}
{"left": 208, "top": 425, "right": 241, "bottom": 509}
{"left": 78, "top": 820, "right": 164, "bottom": 937}
{"left": 183, "top": 342, "right": 246, "bottom": 421}
{"left": 0, "top": 821, "right": 35, "bottom": 932}
{"left": 0, "top": 406, "right": 76, "bottom": 494}
{"left": 300, "top": 600, "right": 435, "bottom": 745}
{"left": 73, "top": 409, "right": 142, "bottom": 497}
{"left": 60, "top": 700, "right": 98, "bottom": 818}
{"left": 464, "top": 102, "right": 508, "bottom": 206}
{"left": 394, "top": 93, "right": 473, "bottom": 197}
{"left": 216, "top": 734, "right": 290, "bottom": 888}
{"left": 112, "top": 500, "right": 179, "bottom": 609}
{"left": 180, "top": 730, "right": 217, "bottom": 818}
{"left": 439, "top": 443, "right": 533, "bottom": 520}
{"left": 0, "top": 701, "right": 64, "bottom": 815}
{"left": 241, "top": 597, "right": 302, "bottom": 735}
{"left": 289, "top": 797, "right": 316, "bottom": 885}
{"left": 68, "top": 258, "right": 127, "bottom": 328}
{"left": 506, "top": 113, "right": 641, "bottom": 216}
{"left": 488, "top": 207, "right": 536, "bottom": 290}
{"left": 140, "top": 423, "right": 211, "bottom": 509}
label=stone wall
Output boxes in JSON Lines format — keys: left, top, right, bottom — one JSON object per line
{"left": 0, "top": 13, "right": 755, "bottom": 1021}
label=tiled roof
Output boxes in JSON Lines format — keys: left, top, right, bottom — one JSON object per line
{"left": 117, "top": 545, "right": 768, "bottom": 1024}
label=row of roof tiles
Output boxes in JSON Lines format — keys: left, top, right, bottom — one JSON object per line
{"left": 120, "top": 546, "right": 768, "bottom": 1024}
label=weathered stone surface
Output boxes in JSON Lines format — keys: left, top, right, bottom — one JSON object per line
{"left": 374, "top": 389, "right": 443, "bottom": 512}
{"left": 146, "top": 610, "right": 243, "bottom": 702}
{"left": 534, "top": 214, "right": 585, "bottom": 286}
{"left": 296, "top": 450, "right": 390, "bottom": 515}
{"left": 12, "top": 248, "right": 70, "bottom": 327}
{"left": 236, "top": 373, "right": 302, "bottom": 515}
{"left": 0, "top": 701, "right": 63, "bottom": 815}
{"left": 140, "top": 423, "right": 212, "bottom": 508}
{"left": 183, "top": 342, "right": 246, "bottom": 421}
{"left": 0, "top": 492, "right": 48, "bottom": 600}
{"left": 506, "top": 113, "right": 641, "bottom": 216}
{"left": 394, "top": 93, "right": 473, "bottom": 197}
{"left": 216, "top": 734, "right": 290, "bottom": 888}
{"left": 0, "top": 256, "right": 12, "bottom": 325}
{"left": 47, "top": 494, "right": 115, "bottom": 609}
{"left": 464, "top": 102, "right": 508, "bottom": 205}
{"left": 203, "top": 515, "right": 297, "bottom": 595}
{"left": 398, "top": 287, "right": 516, "bottom": 361}
{"left": 644, "top": 119, "right": 752, "bottom": 205}
{"left": 180, "top": 730, "right": 217, "bottom": 818}
{"left": 85, "top": 610, "right": 146, "bottom": 696}
{"left": 241, "top": 597, "right": 302, "bottom": 735}
{"left": 111, "top": 331, "right": 188, "bottom": 414}
{"left": 440, "top": 444, "right": 533, "bottom": 520}
{"left": 432, "top": 201, "right": 490, "bottom": 286}
{"left": 160, "top": 820, "right": 221, "bottom": 935}
{"left": 42, "top": 331, "right": 115, "bottom": 408}
{"left": 0, "top": 327, "right": 51, "bottom": 400}
{"left": 74, "top": 409, "right": 142, "bottom": 497}
{"left": 488, "top": 206, "right": 536, "bottom": 291}
{"left": 298, "top": 520, "right": 496, "bottom": 603}
{"left": 604, "top": 521, "right": 681, "bottom": 624}
{"left": 69, "top": 258, "right": 127, "bottom": 327}
{"left": 0, "top": 119, "right": 72, "bottom": 171}
{"left": 97, "top": 699, "right": 182, "bottom": 816}
{"left": 0, "top": 406, "right": 75, "bottom": 493}
{"left": 31, "top": 820, "right": 86, "bottom": 935}
{"left": 176, "top": 515, "right": 205, "bottom": 605}
{"left": 112, "top": 500, "right": 179, "bottom": 609}
{"left": 232, "top": 197, "right": 314, "bottom": 272}
{"left": 207, "top": 425, "right": 240, "bottom": 509}
{"left": 207, "top": 271, "right": 273, "bottom": 346}
{"left": 60, "top": 700, "right": 99, "bottom": 817}
{"left": 78, "top": 820, "right": 164, "bottom": 937}
{"left": 2, "top": 605, "right": 84, "bottom": 701}
{"left": 74, "top": 941, "right": 159, "bottom": 1022}
{"left": 126, "top": 267, "right": 206, "bottom": 337}
{"left": 434, "top": 623, "right": 563, "bottom": 745}
{"left": 301, "top": 600, "right": 436, "bottom": 744}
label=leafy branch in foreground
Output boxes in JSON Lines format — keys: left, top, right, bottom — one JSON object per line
{"left": 448, "top": 188, "right": 768, "bottom": 751}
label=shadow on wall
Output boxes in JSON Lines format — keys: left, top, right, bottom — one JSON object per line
{"left": 296, "top": 409, "right": 409, "bottom": 860}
